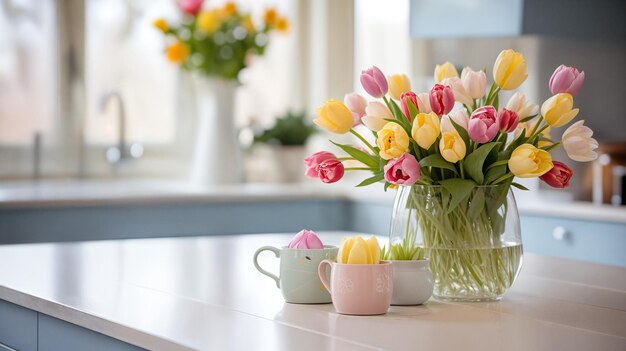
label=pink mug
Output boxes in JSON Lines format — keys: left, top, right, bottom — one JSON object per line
{"left": 318, "top": 259, "right": 393, "bottom": 315}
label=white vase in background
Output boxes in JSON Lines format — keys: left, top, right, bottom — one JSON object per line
{"left": 190, "top": 75, "right": 243, "bottom": 184}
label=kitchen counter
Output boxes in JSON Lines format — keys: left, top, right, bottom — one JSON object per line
{"left": 1, "top": 232, "right": 625, "bottom": 350}
{"left": 1, "top": 180, "right": 625, "bottom": 224}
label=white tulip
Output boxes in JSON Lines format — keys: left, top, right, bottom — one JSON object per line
{"left": 506, "top": 92, "right": 539, "bottom": 119}
{"left": 562, "top": 120, "right": 599, "bottom": 162}
{"left": 461, "top": 67, "right": 487, "bottom": 99}
{"left": 362, "top": 101, "right": 392, "bottom": 132}
{"left": 441, "top": 109, "right": 469, "bottom": 133}
{"left": 441, "top": 77, "right": 474, "bottom": 107}
{"left": 416, "top": 92, "right": 432, "bottom": 114}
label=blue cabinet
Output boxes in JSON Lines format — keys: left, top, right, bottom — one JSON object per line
{"left": 0, "top": 299, "right": 145, "bottom": 351}
{"left": 521, "top": 215, "right": 626, "bottom": 267}
{"left": 0, "top": 300, "right": 37, "bottom": 351}
{"left": 38, "top": 314, "right": 144, "bottom": 351}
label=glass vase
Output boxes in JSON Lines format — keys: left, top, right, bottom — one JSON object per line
{"left": 389, "top": 185, "right": 523, "bottom": 301}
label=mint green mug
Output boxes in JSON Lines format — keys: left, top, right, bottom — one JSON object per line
{"left": 253, "top": 245, "right": 338, "bottom": 304}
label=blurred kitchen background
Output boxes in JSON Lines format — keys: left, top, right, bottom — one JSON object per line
{"left": 1, "top": 0, "right": 626, "bottom": 267}
{"left": 1, "top": 0, "right": 625, "bottom": 204}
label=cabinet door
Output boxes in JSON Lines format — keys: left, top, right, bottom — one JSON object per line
{"left": 38, "top": 314, "right": 145, "bottom": 351}
{"left": 521, "top": 215, "right": 626, "bottom": 267}
{"left": 0, "top": 300, "right": 37, "bottom": 351}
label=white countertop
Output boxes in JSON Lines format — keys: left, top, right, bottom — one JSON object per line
{"left": 1, "top": 180, "right": 625, "bottom": 224}
{"left": 1, "top": 232, "right": 625, "bottom": 350}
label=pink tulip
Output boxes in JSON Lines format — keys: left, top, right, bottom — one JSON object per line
{"left": 549, "top": 65, "right": 585, "bottom": 96}
{"left": 360, "top": 66, "right": 388, "bottom": 98}
{"left": 401, "top": 91, "right": 418, "bottom": 121}
{"left": 498, "top": 108, "right": 519, "bottom": 133}
{"left": 317, "top": 159, "right": 345, "bottom": 183}
{"left": 288, "top": 229, "right": 324, "bottom": 249}
{"left": 468, "top": 106, "right": 499, "bottom": 143}
{"left": 304, "top": 151, "right": 336, "bottom": 179}
{"left": 344, "top": 93, "right": 367, "bottom": 118}
{"left": 344, "top": 93, "right": 367, "bottom": 126}
{"left": 383, "top": 153, "right": 420, "bottom": 185}
{"left": 179, "top": 0, "right": 204, "bottom": 15}
{"left": 429, "top": 84, "right": 455, "bottom": 115}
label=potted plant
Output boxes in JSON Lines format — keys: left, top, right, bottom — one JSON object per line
{"left": 381, "top": 233, "right": 433, "bottom": 305}
{"left": 252, "top": 110, "right": 316, "bottom": 182}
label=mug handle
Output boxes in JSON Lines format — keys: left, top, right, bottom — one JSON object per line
{"left": 253, "top": 246, "right": 281, "bottom": 288}
{"left": 318, "top": 259, "right": 333, "bottom": 293}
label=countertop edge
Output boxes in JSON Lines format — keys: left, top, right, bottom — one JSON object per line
{"left": 0, "top": 285, "right": 192, "bottom": 351}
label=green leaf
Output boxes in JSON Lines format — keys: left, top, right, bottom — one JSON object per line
{"left": 330, "top": 141, "right": 379, "bottom": 168}
{"left": 511, "top": 182, "right": 529, "bottom": 191}
{"left": 388, "top": 99, "right": 412, "bottom": 130}
{"left": 356, "top": 173, "right": 384, "bottom": 187}
{"left": 467, "top": 187, "right": 485, "bottom": 219}
{"left": 440, "top": 179, "right": 476, "bottom": 214}
{"left": 419, "top": 154, "right": 459, "bottom": 174}
{"left": 493, "top": 178, "right": 513, "bottom": 211}
{"left": 384, "top": 181, "right": 392, "bottom": 191}
{"left": 406, "top": 99, "right": 419, "bottom": 121}
{"left": 463, "top": 142, "right": 500, "bottom": 184}
{"left": 493, "top": 93, "right": 499, "bottom": 110}
{"left": 519, "top": 114, "right": 538, "bottom": 123}
{"left": 484, "top": 164, "right": 507, "bottom": 184}
{"left": 506, "top": 129, "right": 527, "bottom": 154}
{"left": 450, "top": 119, "right": 470, "bottom": 151}
{"left": 486, "top": 159, "right": 509, "bottom": 170}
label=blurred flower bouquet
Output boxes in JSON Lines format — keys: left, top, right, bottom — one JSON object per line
{"left": 306, "top": 49, "right": 598, "bottom": 300}
{"left": 153, "top": 0, "right": 289, "bottom": 184}
{"left": 154, "top": 0, "right": 288, "bottom": 80}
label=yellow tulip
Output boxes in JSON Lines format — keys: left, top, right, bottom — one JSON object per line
{"left": 222, "top": 2, "right": 238, "bottom": 16}
{"left": 337, "top": 236, "right": 381, "bottom": 264}
{"left": 439, "top": 131, "right": 466, "bottom": 163}
{"left": 197, "top": 10, "right": 222, "bottom": 33}
{"left": 275, "top": 16, "right": 290, "bottom": 33}
{"left": 387, "top": 74, "right": 411, "bottom": 100}
{"left": 377, "top": 122, "right": 410, "bottom": 160}
{"left": 411, "top": 112, "right": 440, "bottom": 149}
{"left": 493, "top": 49, "right": 527, "bottom": 90}
{"left": 434, "top": 62, "right": 458, "bottom": 84}
{"left": 541, "top": 93, "right": 579, "bottom": 128}
{"left": 153, "top": 18, "right": 168, "bottom": 33}
{"left": 314, "top": 99, "right": 354, "bottom": 134}
{"left": 166, "top": 41, "right": 189, "bottom": 63}
{"left": 264, "top": 8, "right": 278, "bottom": 27}
{"left": 508, "top": 144, "right": 553, "bottom": 178}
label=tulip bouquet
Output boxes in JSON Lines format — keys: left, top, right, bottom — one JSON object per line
{"left": 305, "top": 49, "right": 598, "bottom": 299}
{"left": 154, "top": 0, "right": 288, "bottom": 80}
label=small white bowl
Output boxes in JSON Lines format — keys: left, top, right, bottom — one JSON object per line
{"left": 390, "top": 259, "right": 433, "bottom": 305}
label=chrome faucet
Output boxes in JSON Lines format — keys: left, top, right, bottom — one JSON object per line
{"left": 100, "top": 91, "right": 143, "bottom": 164}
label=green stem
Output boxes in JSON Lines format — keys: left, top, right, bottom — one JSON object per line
{"left": 349, "top": 129, "right": 377, "bottom": 154}
{"left": 492, "top": 173, "right": 514, "bottom": 184}
{"left": 344, "top": 167, "right": 371, "bottom": 171}
{"left": 527, "top": 119, "right": 544, "bottom": 140}
{"left": 459, "top": 160, "right": 465, "bottom": 179}
{"left": 543, "top": 141, "right": 561, "bottom": 151}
